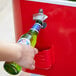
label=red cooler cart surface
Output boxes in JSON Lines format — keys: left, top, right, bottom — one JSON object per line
{"left": 13, "top": 0, "right": 76, "bottom": 76}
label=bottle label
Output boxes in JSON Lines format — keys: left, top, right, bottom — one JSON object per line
{"left": 18, "top": 38, "right": 30, "bottom": 45}
{"left": 31, "top": 23, "right": 41, "bottom": 33}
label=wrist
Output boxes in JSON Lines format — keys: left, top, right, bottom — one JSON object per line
{"left": 14, "top": 44, "right": 22, "bottom": 62}
{"left": 0, "top": 42, "right": 23, "bottom": 62}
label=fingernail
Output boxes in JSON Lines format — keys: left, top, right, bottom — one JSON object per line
{"left": 34, "top": 48, "right": 38, "bottom": 54}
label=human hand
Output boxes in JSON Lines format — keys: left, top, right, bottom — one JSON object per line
{"left": 15, "top": 44, "right": 38, "bottom": 70}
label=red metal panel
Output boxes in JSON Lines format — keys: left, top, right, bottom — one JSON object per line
{"left": 13, "top": 0, "right": 76, "bottom": 76}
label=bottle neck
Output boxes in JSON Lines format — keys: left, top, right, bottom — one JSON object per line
{"left": 30, "top": 23, "right": 41, "bottom": 33}
{"left": 22, "top": 20, "right": 42, "bottom": 39}
{"left": 36, "top": 20, "right": 42, "bottom": 25}
{"left": 21, "top": 23, "right": 41, "bottom": 39}
{"left": 30, "top": 20, "right": 42, "bottom": 33}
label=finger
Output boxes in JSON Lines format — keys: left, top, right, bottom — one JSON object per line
{"left": 30, "top": 61, "right": 35, "bottom": 70}
{"left": 30, "top": 51, "right": 35, "bottom": 58}
{"left": 27, "top": 60, "right": 35, "bottom": 70}
{"left": 30, "top": 48, "right": 38, "bottom": 58}
{"left": 31, "top": 65, "right": 35, "bottom": 70}
{"left": 32, "top": 60, "right": 35, "bottom": 66}
{"left": 33, "top": 60, "right": 35, "bottom": 65}
{"left": 31, "top": 60, "right": 35, "bottom": 65}
{"left": 34, "top": 48, "right": 38, "bottom": 55}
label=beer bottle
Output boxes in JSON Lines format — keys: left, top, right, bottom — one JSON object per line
{"left": 4, "top": 9, "right": 48, "bottom": 75}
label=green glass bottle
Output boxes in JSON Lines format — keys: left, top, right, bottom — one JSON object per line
{"left": 4, "top": 9, "right": 48, "bottom": 75}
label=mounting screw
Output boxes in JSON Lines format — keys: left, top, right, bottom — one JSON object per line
{"left": 39, "top": 9, "right": 43, "bottom": 13}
